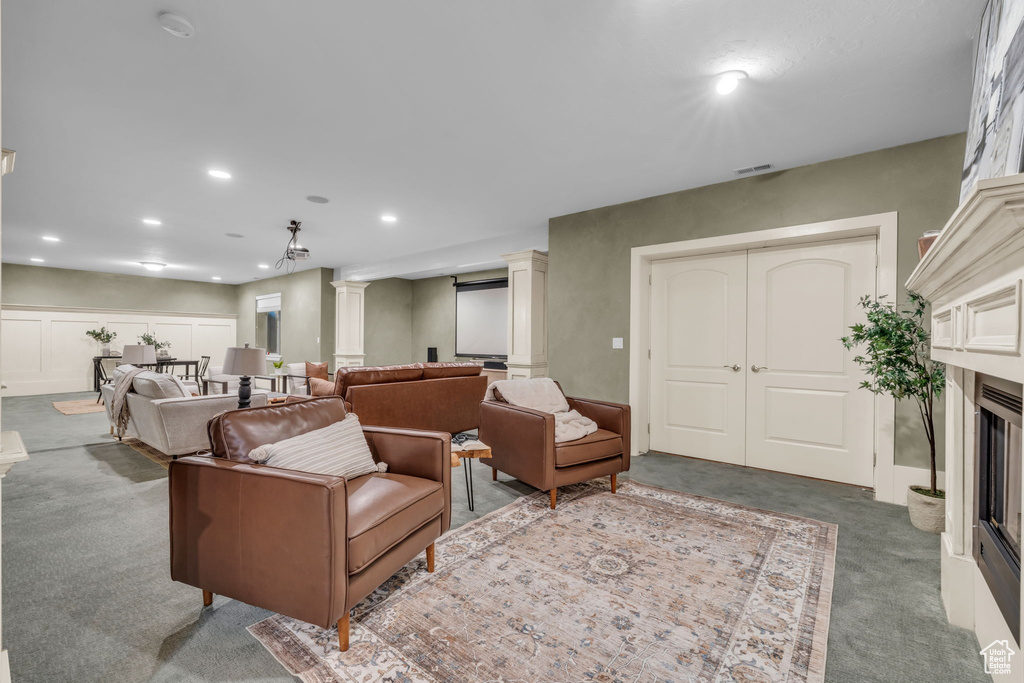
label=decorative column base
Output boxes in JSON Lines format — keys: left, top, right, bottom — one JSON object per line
{"left": 334, "top": 354, "right": 366, "bottom": 368}
{"left": 505, "top": 363, "right": 548, "bottom": 381}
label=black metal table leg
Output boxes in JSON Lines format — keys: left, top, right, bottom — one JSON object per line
{"left": 464, "top": 457, "right": 475, "bottom": 511}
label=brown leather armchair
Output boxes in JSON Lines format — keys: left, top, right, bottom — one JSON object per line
{"left": 478, "top": 389, "right": 630, "bottom": 509}
{"left": 168, "top": 396, "right": 451, "bottom": 651}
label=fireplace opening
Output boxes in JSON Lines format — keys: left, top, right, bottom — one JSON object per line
{"left": 976, "top": 374, "right": 1022, "bottom": 643}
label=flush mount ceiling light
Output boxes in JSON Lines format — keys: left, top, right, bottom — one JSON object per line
{"left": 381, "top": 214, "right": 398, "bottom": 223}
{"left": 42, "top": 235, "right": 60, "bottom": 242}
{"left": 275, "top": 220, "right": 309, "bottom": 273}
{"left": 158, "top": 11, "right": 195, "bottom": 38}
{"left": 142, "top": 218, "right": 162, "bottom": 226}
{"left": 211, "top": 276, "right": 222, "bottom": 281}
{"left": 140, "top": 262, "right": 166, "bottom": 271}
{"left": 258, "top": 263, "right": 269, "bottom": 269}
{"left": 30, "top": 258, "right": 43, "bottom": 263}
{"left": 712, "top": 70, "right": 748, "bottom": 95}
{"left": 208, "top": 169, "right": 231, "bottom": 179}
{"left": 306, "top": 195, "right": 329, "bottom": 204}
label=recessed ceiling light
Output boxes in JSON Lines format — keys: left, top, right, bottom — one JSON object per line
{"left": 142, "top": 218, "right": 162, "bottom": 226}
{"left": 211, "top": 276, "right": 222, "bottom": 281}
{"left": 225, "top": 232, "right": 244, "bottom": 238}
{"left": 713, "top": 70, "right": 748, "bottom": 95}
{"left": 306, "top": 195, "right": 329, "bottom": 204}
{"left": 158, "top": 11, "right": 195, "bottom": 38}
{"left": 258, "top": 264, "right": 270, "bottom": 269}
{"left": 42, "top": 236, "right": 60, "bottom": 242}
{"left": 140, "top": 262, "right": 166, "bottom": 271}
{"left": 208, "top": 169, "right": 231, "bottom": 179}
{"left": 30, "top": 258, "right": 44, "bottom": 263}
{"left": 381, "top": 214, "right": 398, "bottom": 223}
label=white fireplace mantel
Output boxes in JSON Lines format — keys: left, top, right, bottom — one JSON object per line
{"left": 906, "top": 173, "right": 1024, "bottom": 665}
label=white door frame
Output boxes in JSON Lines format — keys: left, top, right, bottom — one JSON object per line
{"left": 629, "top": 212, "right": 899, "bottom": 503}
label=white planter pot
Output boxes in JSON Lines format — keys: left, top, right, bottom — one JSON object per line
{"left": 101, "top": 343, "right": 110, "bottom": 356}
{"left": 906, "top": 486, "right": 945, "bottom": 534}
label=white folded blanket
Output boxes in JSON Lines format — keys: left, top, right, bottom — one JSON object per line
{"left": 486, "top": 377, "right": 597, "bottom": 443}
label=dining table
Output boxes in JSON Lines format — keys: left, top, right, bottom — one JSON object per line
{"left": 92, "top": 356, "right": 202, "bottom": 391}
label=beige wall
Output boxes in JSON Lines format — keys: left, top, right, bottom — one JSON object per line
{"left": 235, "top": 267, "right": 335, "bottom": 372}
{"left": 548, "top": 133, "right": 966, "bottom": 470}
{"left": 411, "top": 268, "right": 508, "bottom": 364}
{"left": 364, "top": 278, "right": 414, "bottom": 366}
{"left": 2, "top": 264, "right": 237, "bottom": 315}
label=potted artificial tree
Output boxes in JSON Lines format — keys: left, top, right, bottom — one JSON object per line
{"left": 86, "top": 327, "right": 117, "bottom": 356}
{"left": 841, "top": 292, "right": 946, "bottom": 533}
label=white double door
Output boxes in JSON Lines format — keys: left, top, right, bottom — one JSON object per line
{"left": 649, "top": 236, "right": 876, "bottom": 486}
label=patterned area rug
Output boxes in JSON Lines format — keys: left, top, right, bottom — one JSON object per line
{"left": 52, "top": 399, "right": 106, "bottom": 415}
{"left": 249, "top": 480, "right": 837, "bottom": 682}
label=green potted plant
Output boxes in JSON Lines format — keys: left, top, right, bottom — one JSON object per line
{"left": 138, "top": 332, "right": 172, "bottom": 358}
{"left": 842, "top": 291, "right": 946, "bottom": 533}
{"left": 86, "top": 327, "right": 117, "bottom": 356}
{"left": 272, "top": 360, "right": 285, "bottom": 375}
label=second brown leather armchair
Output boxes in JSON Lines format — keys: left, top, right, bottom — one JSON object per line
{"left": 168, "top": 396, "right": 451, "bottom": 651}
{"left": 478, "top": 389, "right": 630, "bottom": 509}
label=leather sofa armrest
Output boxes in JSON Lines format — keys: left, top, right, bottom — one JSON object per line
{"left": 567, "top": 397, "right": 631, "bottom": 468}
{"left": 168, "top": 456, "right": 349, "bottom": 628}
{"left": 478, "top": 401, "right": 556, "bottom": 490}
{"left": 361, "top": 426, "right": 452, "bottom": 532}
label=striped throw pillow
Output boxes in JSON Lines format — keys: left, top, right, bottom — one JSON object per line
{"left": 248, "top": 413, "right": 386, "bottom": 479}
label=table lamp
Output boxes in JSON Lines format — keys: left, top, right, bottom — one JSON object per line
{"left": 121, "top": 345, "right": 156, "bottom": 365}
{"left": 222, "top": 344, "right": 267, "bottom": 409}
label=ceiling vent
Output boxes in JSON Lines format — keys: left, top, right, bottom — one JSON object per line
{"left": 734, "top": 163, "right": 774, "bottom": 176}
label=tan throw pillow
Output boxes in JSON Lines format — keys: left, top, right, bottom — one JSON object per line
{"left": 247, "top": 413, "right": 386, "bottom": 479}
{"left": 305, "top": 361, "right": 329, "bottom": 381}
{"left": 132, "top": 371, "right": 190, "bottom": 399}
{"left": 309, "top": 377, "right": 335, "bottom": 396}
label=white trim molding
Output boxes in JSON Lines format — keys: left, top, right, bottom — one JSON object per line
{"left": 629, "top": 212, "right": 899, "bottom": 503}
{"left": 332, "top": 280, "right": 369, "bottom": 368}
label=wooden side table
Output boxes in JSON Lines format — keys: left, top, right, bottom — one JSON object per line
{"left": 451, "top": 440, "right": 491, "bottom": 511}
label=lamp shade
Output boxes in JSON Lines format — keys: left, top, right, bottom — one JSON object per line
{"left": 222, "top": 346, "right": 266, "bottom": 376}
{"left": 121, "top": 344, "right": 156, "bottom": 365}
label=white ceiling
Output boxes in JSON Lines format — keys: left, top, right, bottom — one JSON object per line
{"left": 2, "top": 0, "right": 986, "bottom": 284}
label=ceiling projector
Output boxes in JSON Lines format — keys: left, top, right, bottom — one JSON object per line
{"left": 287, "top": 246, "right": 310, "bottom": 261}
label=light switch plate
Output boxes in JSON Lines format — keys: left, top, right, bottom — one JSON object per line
{"left": 612, "top": 337, "right": 624, "bottom": 349}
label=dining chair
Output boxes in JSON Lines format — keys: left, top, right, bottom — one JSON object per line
{"left": 95, "top": 361, "right": 115, "bottom": 403}
{"left": 178, "top": 355, "right": 210, "bottom": 384}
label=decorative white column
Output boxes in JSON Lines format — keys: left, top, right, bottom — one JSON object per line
{"left": 332, "top": 280, "right": 369, "bottom": 368}
{"left": 502, "top": 250, "right": 548, "bottom": 380}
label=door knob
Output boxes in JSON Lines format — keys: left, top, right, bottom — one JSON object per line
{"left": 751, "top": 365, "right": 768, "bottom": 373}
{"left": 722, "top": 364, "right": 741, "bottom": 372}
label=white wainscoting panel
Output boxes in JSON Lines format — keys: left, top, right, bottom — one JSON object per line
{"left": 1, "top": 307, "right": 237, "bottom": 396}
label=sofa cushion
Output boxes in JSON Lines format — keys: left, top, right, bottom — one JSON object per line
{"left": 554, "top": 428, "right": 623, "bottom": 467}
{"left": 133, "top": 371, "right": 190, "bottom": 399}
{"left": 420, "top": 362, "right": 481, "bottom": 379}
{"left": 248, "top": 413, "right": 383, "bottom": 479}
{"left": 335, "top": 364, "right": 424, "bottom": 396}
{"left": 346, "top": 473, "right": 444, "bottom": 574}
{"left": 305, "top": 361, "right": 329, "bottom": 381}
{"left": 309, "top": 377, "right": 335, "bottom": 396}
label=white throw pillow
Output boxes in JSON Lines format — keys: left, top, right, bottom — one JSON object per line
{"left": 132, "top": 371, "right": 191, "bottom": 399}
{"left": 248, "top": 413, "right": 386, "bottom": 479}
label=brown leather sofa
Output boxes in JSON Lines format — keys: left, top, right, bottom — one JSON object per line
{"left": 478, "top": 386, "right": 630, "bottom": 509}
{"left": 331, "top": 362, "right": 488, "bottom": 434}
{"left": 168, "top": 396, "right": 451, "bottom": 651}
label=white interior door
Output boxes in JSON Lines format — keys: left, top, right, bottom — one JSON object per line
{"left": 649, "top": 253, "right": 747, "bottom": 464}
{"left": 745, "top": 237, "right": 876, "bottom": 486}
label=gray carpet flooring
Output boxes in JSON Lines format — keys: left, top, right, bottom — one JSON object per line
{"left": 2, "top": 391, "right": 988, "bottom": 682}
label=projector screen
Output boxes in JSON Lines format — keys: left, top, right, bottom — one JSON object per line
{"left": 455, "top": 279, "right": 508, "bottom": 358}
